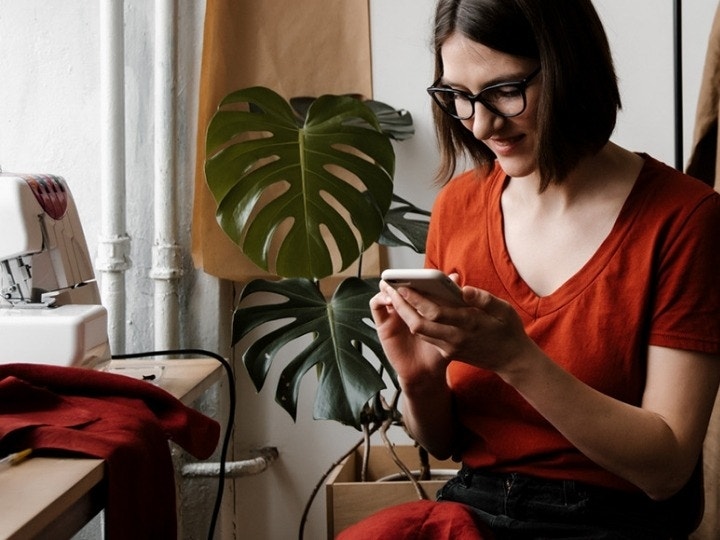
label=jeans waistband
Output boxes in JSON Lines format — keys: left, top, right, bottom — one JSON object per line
{"left": 455, "top": 465, "right": 649, "bottom": 507}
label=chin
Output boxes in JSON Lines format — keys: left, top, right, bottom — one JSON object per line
{"left": 495, "top": 156, "right": 537, "bottom": 179}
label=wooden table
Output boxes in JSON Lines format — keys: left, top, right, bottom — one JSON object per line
{"left": 0, "top": 358, "right": 223, "bottom": 540}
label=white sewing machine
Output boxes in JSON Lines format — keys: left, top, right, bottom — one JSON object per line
{"left": 0, "top": 173, "right": 110, "bottom": 368}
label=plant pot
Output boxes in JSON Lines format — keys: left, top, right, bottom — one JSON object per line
{"left": 325, "top": 445, "right": 460, "bottom": 538}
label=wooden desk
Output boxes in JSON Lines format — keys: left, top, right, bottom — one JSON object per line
{"left": 0, "top": 358, "right": 223, "bottom": 540}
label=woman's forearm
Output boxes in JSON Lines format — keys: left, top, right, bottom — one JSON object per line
{"left": 398, "top": 374, "right": 457, "bottom": 460}
{"left": 497, "top": 341, "right": 720, "bottom": 500}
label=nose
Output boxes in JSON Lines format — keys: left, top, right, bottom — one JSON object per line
{"left": 464, "top": 102, "right": 504, "bottom": 140}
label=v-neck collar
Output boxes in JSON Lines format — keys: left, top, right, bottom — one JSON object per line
{"left": 487, "top": 154, "right": 652, "bottom": 318}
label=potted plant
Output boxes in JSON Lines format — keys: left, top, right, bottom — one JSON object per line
{"left": 204, "top": 86, "right": 458, "bottom": 537}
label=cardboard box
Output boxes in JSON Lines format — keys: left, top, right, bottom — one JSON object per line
{"left": 325, "top": 445, "right": 459, "bottom": 538}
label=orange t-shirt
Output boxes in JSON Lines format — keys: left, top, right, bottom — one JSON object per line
{"left": 425, "top": 155, "right": 720, "bottom": 491}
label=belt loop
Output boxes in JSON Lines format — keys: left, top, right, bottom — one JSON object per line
{"left": 562, "top": 479, "right": 577, "bottom": 505}
{"left": 460, "top": 466, "right": 473, "bottom": 487}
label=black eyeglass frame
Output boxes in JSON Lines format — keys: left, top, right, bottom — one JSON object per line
{"left": 427, "top": 66, "right": 542, "bottom": 120}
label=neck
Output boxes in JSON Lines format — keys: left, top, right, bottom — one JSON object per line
{"left": 508, "top": 143, "right": 643, "bottom": 210}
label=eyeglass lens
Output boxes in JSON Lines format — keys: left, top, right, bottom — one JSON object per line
{"left": 434, "top": 83, "right": 526, "bottom": 119}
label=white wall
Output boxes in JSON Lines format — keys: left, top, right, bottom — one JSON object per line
{"left": 0, "top": 1, "right": 717, "bottom": 539}
{"left": 0, "top": 0, "right": 214, "bottom": 352}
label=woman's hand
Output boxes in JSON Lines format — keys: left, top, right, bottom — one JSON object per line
{"left": 369, "top": 278, "right": 536, "bottom": 459}
{"left": 369, "top": 281, "right": 449, "bottom": 382}
{"left": 372, "top": 278, "right": 535, "bottom": 377}
{"left": 369, "top": 279, "right": 462, "bottom": 458}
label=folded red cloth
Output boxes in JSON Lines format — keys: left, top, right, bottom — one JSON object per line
{"left": 0, "top": 363, "right": 221, "bottom": 540}
{"left": 337, "top": 499, "right": 494, "bottom": 540}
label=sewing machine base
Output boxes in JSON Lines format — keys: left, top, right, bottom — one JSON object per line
{"left": 0, "top": 304, "right": 110, "bottom": 369}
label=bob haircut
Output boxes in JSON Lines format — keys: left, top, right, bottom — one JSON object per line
{"left": 432, "top": 0, "right": 621, "bottom": 190}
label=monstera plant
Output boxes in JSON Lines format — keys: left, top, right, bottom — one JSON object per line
{"left": 205, "top": 86, "right": 433, "bottom": 538}
{"left": 205, "top": 86, "right": 428, "bottom": 431}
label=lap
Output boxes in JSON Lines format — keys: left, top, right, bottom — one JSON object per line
{"left": 437, "top": 467, "right": 672, "bottom": 540}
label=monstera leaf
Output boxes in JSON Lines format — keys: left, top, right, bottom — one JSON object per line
{"left": 232, "top": 277, "right": 398, "bottom": 428}
{"left": 205, "top": 87, "right": 396, "bottom": 280}
{"left": 379, "top": 194, "right": 431, "bottom": 252}
{"left": 290, "top": 96, "right": 415, "bottom": 141}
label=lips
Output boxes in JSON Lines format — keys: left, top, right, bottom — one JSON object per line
{"left": 489, "top": 134, "right": 525, "bottom": 156}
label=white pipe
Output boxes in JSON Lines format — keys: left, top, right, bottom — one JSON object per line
{"left": 151, "top": 0, "right": 182, "bottom": 350}
{"left": 181, "top": 448, "right": 280, "bottom": 478}
{"left": 98, "top": 0, "right": 131, "bottom": 354}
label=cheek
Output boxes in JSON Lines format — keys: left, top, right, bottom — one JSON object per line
{"left": 507, "top": 103, "right": 539, "bottom": 138}
{"left": 459, "top": 118, "right": 474, "bottom": 132}
{"left": 523, "top": 92, "right": 542, "bottom": 125}
{"left": 517, "top": 116, "right": 538, "bottom": 134}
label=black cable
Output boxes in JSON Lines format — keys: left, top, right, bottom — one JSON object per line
{"left": 110, "top": 348, "right": 235, "bottom": 540}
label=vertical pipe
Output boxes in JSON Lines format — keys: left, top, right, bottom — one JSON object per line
{"left": 98, "top": 0, "right": 131, "bottom": 354}
{"left": 673, "top": 0, "right": 683, "bottom": 170}
{"left": 151, "top": 0, "right": 182, "bottom": 350}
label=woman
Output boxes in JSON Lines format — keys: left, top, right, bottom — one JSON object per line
{"left": 368, "top": 0, "right": 720, "bottom": 538}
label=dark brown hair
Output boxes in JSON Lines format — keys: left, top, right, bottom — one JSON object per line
{"left": 432, "top": 0, "right": 621, "bottom": 190}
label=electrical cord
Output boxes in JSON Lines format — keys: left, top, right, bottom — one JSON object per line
{"left": 110, "top": 348, "right": 235, "bottom": 540}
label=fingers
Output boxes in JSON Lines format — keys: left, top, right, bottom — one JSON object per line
{"left": 461, "top": 287, "right": 507, "bottom": 320}
{"left": 379, "top": 279, "right": 502, "bottom": 326}
{"left": 369, "top": 289, "right": 392, "bottom": 311}
{"left": 369, "top": 289, "right": 396, "bottom": 327}
{"left": 378, "top": 281, "right": 467, "bottom": 351}
{"left": 374, "top": 279, "right": 528, "bottom": 371}
{"left": 377, "top": 281, "right": 424, "bottom": 328}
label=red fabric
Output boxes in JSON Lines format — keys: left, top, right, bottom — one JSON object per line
{"left": 426, "top": 155, "right": 720, "bottom": 490}
{"left": 0, "top": 363, "right": 220, "bottom": 540}
{"left": 337, "top": 500, "right": 493, "bottom": 539}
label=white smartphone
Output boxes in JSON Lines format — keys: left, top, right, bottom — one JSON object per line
{"left": 381, "top": 268, "right": 464, "bottom": 306}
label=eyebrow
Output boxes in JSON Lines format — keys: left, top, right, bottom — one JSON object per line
{"left": 439, "top": 72, "right": 528, "bottom": 91}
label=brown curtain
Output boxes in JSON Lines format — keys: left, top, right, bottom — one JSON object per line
{"left": 687, "top": 3, "right": 720, "bottom": 188}
{"left": 688, "top": 4, "right": 720, "bottom": 539}
{"left": 191, "top": 0, "right": 383, "bottom": 282}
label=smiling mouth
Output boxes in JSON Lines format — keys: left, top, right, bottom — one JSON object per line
{"left": 493, "top": 135, "right": 523, "bottom": 145}
{"left": 489, "top": 135, "right": 524, "bottom": 153}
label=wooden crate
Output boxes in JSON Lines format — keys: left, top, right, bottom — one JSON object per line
{"left": 325, "top": 445, "right": 459, "bottom": 538}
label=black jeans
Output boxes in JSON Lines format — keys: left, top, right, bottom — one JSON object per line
{"left": 436, "top": 467, "right": 672, "bottom": 539}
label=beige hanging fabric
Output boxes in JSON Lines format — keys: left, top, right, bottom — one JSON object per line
{"left": 191, "top": 0, "right": 384, "bottom": 282}
{"left": 687, "top": 2, "right": 720, "bottom": 188}
{"left": 688, "top": 5, "right": 720, "bottom": 539}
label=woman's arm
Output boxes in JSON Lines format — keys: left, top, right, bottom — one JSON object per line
{"left": 502, "top": 340, "right": 719, "bottom": 500}
{"left": 370, "top": 282, "right": 458, "bottom": 458}
{"left": 382, "top": 283, "right": 720, "bottom": 500}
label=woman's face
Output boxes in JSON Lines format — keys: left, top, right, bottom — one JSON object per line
{"left": 439, "top": 32, "right": 541, "bottom": 179}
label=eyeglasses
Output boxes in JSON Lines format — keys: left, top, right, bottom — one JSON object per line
{"left": 427, "top": 67, "right": 541, "bottom": 120}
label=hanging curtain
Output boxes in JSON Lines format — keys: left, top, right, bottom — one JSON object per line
{"left": 191, "top": 0, "right": 381, "bottom": 282}
{"left": 688, "top": 4, "right": 720, "bottom": 539}
{"left": 687, "top": 3, "right": 720, "bottom": 188}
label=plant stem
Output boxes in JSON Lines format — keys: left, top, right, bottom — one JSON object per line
{"left": 298, "top": 425, "right": 380, "bottom": 540}
{"left": 379, "top": 416, "right": 429, "bottom": 501}
{"left": 418, "top": 445, "right": 431, "bottom": 481}
{"left": 361, "top": 424, "right": 371, "bottom": 482}
{"left": 299, "top": 393, "right": 409, "bottom": 538}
